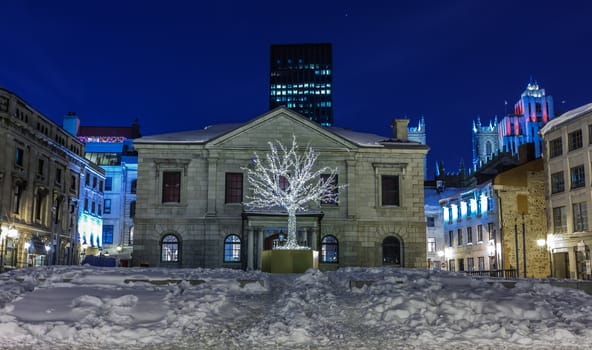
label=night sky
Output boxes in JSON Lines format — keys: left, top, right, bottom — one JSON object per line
{"left": 2, "top": 1, "right": 591, "bottom": 179}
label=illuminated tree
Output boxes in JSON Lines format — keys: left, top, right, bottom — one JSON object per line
{"left": 243, "top": 136, "right": 344, "bottom": 249}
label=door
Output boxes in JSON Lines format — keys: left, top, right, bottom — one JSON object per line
{"left": 553, "top": 252, "right": 569, "bottom": 278}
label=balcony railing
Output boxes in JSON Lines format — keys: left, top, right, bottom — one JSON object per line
{"left": 463, "top": 269, "right": 518, "bottom": 279}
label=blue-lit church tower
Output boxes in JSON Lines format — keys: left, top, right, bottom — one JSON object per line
{"left": 498, "top": 80, "right": 554, "bottom": 158}
{"left": 472, "top": 80, "right": 554, "bottom": 170}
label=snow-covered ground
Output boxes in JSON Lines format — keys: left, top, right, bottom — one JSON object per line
{"left": 1, "top": 266, "right": 591, "bottom": 349}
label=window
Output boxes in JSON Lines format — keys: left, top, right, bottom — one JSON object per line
{"left": 162, "top": 171, "right": 181, "bottom": 203}
{"left": 549, "top": 138, "right": 562, "bottom": 158}
{"left": 84, "top": 198, "right": 89, "bottom": 211}
{"left": 130, "top": 200, "right": 136, "bottom": 218}
{"left": 381, "top": 175, "right": 400, "bottom": 206}
{"left": 99, "top": 180, "right": 103, "bottom": 192}
{"left": 320, "top": 174, "right": 338, "bottom": 205}
{"left": 467, "top": 257, "right": 474, "bottom": 272}
{"left": 478, "top": 257, "right": 485, "bottom": 271}
{"left": 427, "top": 237, "right": 436, "bottom": 253}
{"left": 589, "top": 124, "right": 592, "bottom": 144}
{"left": 570, "top": 165, "right": 585, "bottom": 189}
{"left": 130, "top": 179, "right": 137, "bottom": 194}
{"left": 426, "top": 216, "right": 435, "bottom": 227}
{"left": 92, "top": 176, "right": 97, "bottom": 189}
{"left": 35, "top": 191, "right": 46, "bottom": 221}
{"left": 457, "top": 229, "right": 463, "bottom": 245}
{"left": 15, "top": 147, "right": 24, "bottom": 167}
{"left": 161, "top": 234, "right": 180, "bottom": 262}
{"left": 488, "top": 222, "right": 495, "bottom": 240}
{"left": 467, "top": 227, "right": 473, "bottom": 244}
{"left": 477, "top": 224, "right": 483, "bottom": 242}
{"left": 85, "top": 172, "right": 90, "bottom": 186}
{"left": 37, "top": 158, "right": 45, "bottom": 176}
{"left": 553, "top": 206, "right": 567, "bottom": 233}
{"left": 223, "top": 234, "right": 241, "bottom": 262}
{"left": 225, "top": 173, "right": 243, "bottom": 203}
{"left": 568, "top": 129, "right": 583, "bottom": 151}
{"left": 382, "top": 236, "right": 401, "bottom": 265}
{"left": 98, "top": 204, "right": 102, "bottom": 216}
{"left": 104, "top": 199, "right": 111, "bottom": 214}
{"left": 448, "top": 230, "right": 453, "bottom": 247}
{"left": 573, "top": 202, "right": 588, "bottom": 232}
{"left": 321, "top": 235, "right": 339, "bottom": 263}
{"left": 448, "top": 259, "right": 455, "bottom": 272}
{"left": 551, "top": 171, "right": 565, "bottom": 193}
{"left": 102, "top": 225, "right": 114, "bottom": 244}
{"left": 91, "top": 201, "right": 95, "bottom": 214}
{"left": 279, "top": 175, "right": 290, "bottom": 191}
{"left": 105, "top": 177, "right": 113, "bottom": 191}
{"left": 70, "top": 174, "right": 77, "bottom": 192}
{"left": 55, "top": 168, "right": 62, "bottom": 185}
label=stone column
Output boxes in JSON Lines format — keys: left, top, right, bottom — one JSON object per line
{"left": 257, "top": 228, "right": 263, "bottom": 270}
{"left": 311, "top": 226, "right": 318, "bottom": 251}
{"left": 247, "top": 228, "right": 254, "bottom": 270}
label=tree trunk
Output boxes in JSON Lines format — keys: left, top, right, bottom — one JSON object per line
{"left": 286, "top": 208, "right": 297, "bottom": 248}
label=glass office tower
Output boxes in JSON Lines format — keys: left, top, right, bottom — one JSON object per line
{"left": 269, "top": 43, "right": 333, "bottom": 126}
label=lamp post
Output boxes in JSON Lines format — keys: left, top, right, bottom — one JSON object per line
{"left": 24, "top": 242, "right": 31, "bottom": 267}
{"left": 522, "top": 213, "right": 527, "bottom": 278}
{"left": 45, "top": 245, "right": 51, "bottom": 266}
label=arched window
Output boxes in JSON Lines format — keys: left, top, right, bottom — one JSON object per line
{"left": 485, "top": 141, "right": 493, "bottom": 158}
{"left": 161, "top": 234, "right": 180, "bottom": 262}
{"left": 382, "top": 236, "right": 401, "bottom": 265}
{"left": 224, "top": 234, "right": 241, "bottom": 262}
{"left": 321, "top": 235, "right": 339, "bottom": 263}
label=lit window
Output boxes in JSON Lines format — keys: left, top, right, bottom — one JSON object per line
{"left": 321, "top": 235, "right": 339, "bottom": 263}
{"left": 223, "top": 234, "right": 241, "bottom": 262}
{"left": 427, "top": 237, "right": 436, "bottom": 253}
{"left": 161, "top": 234, "right": 180, "bottom": 262}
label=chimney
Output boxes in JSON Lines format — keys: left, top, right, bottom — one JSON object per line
{"left": 391, "top": 119, "right": 409, "bottom": 141}
{"left": 63, "top": 112, "right": 80, "bottom": 136}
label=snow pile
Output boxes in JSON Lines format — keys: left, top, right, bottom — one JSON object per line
{"left": 1, "top": 266, "right": 592, "bottom": 349}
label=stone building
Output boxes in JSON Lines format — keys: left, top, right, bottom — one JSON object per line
{"left": 132, "top": 108, "right": 428, "bottom": 269}
{"left": 540, "top": 102, "right": 592, "bottom": 279}
{"left": 493, "top": 157, "right": 549, "bottom": 278}
{"left": 0, "top": 87, "right": 102, "bottom": 270}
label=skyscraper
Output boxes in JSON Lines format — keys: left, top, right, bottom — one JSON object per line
{"left": 269, "top": 43, "right": 333, "bottom": 126}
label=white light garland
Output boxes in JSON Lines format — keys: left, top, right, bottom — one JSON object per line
{"left": 243, "top": 135, "right": 345, "bottom": 249}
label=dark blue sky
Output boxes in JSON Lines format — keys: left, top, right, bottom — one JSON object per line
{"left": 2, "top": 1, "right": 591, "bottom": 178}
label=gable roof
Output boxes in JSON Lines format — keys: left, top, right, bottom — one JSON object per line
{"left": 134, "top": 107, "right": 428, "bottom": 150}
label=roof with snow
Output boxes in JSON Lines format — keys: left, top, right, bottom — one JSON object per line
{"left": 135, "top": 107, "right": 427, "bottom": 149}
{"left": 540, "top": 102, "right": 592, "bottom": 135}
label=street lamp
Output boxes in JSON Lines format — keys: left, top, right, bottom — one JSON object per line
{"left": 45, "top": 245, "right": 51, "bottom": 266}
{"left": 24, "top": 242, "right": 31, "bottom": 267}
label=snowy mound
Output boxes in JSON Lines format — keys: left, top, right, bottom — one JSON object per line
{"left": 1, "top": 266, "right": 591, "bottom": 349}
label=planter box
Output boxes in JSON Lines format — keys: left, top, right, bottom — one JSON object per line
{"left": 262, "top": 249, "right": 319, "bottom": 273}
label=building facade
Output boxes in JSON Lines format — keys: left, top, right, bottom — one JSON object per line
{"left": 439, "top": 182, "right": 500, "bottom": 273}
{"left": 63, "top": 115, "right": 139, "bottom": 265}
{"left": 493, "top": 158, "right": 549, "bottom": 278}
{"left": 269, "top": 43, "right": 333, "bottom": 126}
{"left": 472, "top": 80, "right": 554, "bottom": 171}
{"left": 541, "top": 103, "right": 592, "bottom": 279}
{"left": 132, "top": 108, "right": 428, "bottom": 270}
{"left": 0, "top": 88, "right": 101, "bottom": 270}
